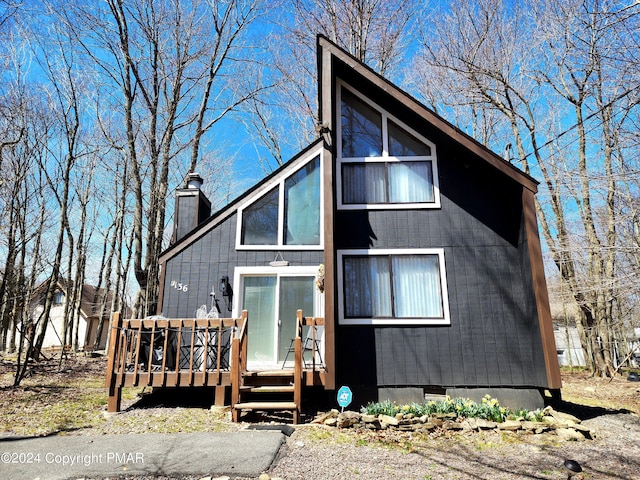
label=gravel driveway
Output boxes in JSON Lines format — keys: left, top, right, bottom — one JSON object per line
{"left": 263, "top": 410, "right": 640, "bottom": 480}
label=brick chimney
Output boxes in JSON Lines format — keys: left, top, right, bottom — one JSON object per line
{"left": 172, "top": 172, "right": 211, "bottom": 243}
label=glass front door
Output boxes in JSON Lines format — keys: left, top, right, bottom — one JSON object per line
{"left": 242, "top": 276, "right": 277, "bottom": 363}
{"left": 240, "top": 269, "right": 318, "bottom": 367}
{"left": 277, "top": 276, "right": 315, "bottom": 363}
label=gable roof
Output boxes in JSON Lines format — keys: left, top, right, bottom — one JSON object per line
{"left": 161, "top": 35, "right": 540, "bottom": 263}
{"left": 316, "top": 35, "right": 539, "bottom": 193}
{"left": 32, "top": 278, "right": 119, "bottom": 321}
{"left": 160, "top": 138, "right": 325, "bottom": 262}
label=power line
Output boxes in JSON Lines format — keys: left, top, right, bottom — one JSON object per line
{"left": 520, "top": 83, "right": 640, "bottom": 164}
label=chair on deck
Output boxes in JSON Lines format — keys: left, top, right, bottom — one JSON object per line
{"left": 281, "top": 325, "right": 324, "bottom": 368}
{"left": 177, "top": 326, "right": 231, "bottom": 371}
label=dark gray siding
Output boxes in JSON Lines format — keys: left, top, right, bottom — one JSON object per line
{"left": 161, "top": 212, "right": 324, "bottom": 318}
{"left": 334, "top": 141, "right": 548, "bottom": 390}
{"left": 174, "top": 191, "right": 211, "bottom": 243}
{"left": 174, "top": 194, "right": 196, "bottom": 242}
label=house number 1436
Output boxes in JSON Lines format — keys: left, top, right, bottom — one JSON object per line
{"left": 170, "top": 280, "right": 188, "bottom": 292}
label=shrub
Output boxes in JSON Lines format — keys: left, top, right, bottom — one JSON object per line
{"left": 361, "top": 394, "right": 543, "bottom": 424}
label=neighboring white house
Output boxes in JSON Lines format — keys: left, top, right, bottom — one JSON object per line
{"left": 553, "top": 322, "right": 586, "bottom": 367}
{"left": 553, "top": 322, "right": 640, "bottom": 368}
{"left": 30, "top": 280, "right": 115, "bottom": 351}
{"left": 549, "top": 290, "right": 587, "bottom": 367}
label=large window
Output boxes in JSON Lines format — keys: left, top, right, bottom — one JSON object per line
{"left": 238, "top": 154, "right": 322, "bottom": 248}
{"left": 284, "top": 159, "right": 320, "bottom": 245}
{"left": 235, "top": 266, "right": 323, "bottom": 366}
{"left": 338, "top": 84, "right": 440, "bottom": 209}
{"left": 337, "top": 249, "right": 450, "bottom": 325}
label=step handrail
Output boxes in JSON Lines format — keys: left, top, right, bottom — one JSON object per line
{"left": 293, "top": 310, "right": 303, "bottom": 424}
{"left": 231, "top": 310, "right": 249, "bottom": 417}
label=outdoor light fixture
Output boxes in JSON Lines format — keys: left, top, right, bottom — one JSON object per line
{"left": 269, "top": 252, "right": 289, "bottom": 267}
{"left": 219, "top": 276, "right": 233, "bottom": 312}
{"left": 209, "top": 287, "right": 221, "bottom": 315}
{"left": 564, "top": 459, "right": 582, "bottom": 479}
{"left": 315, "top": 121, "right": 330, "bottom": 134}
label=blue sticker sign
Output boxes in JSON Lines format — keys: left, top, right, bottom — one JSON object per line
{"left": 337, "top": 385, "right": 353, "bottom": 409}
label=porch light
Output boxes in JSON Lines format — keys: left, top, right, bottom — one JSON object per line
{"left": 315, "top": 121, "right": 330, "bottom": 134}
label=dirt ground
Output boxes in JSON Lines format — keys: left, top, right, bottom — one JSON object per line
{"left": 263, "top": 370, "right": 640, "bottom": 480}
{"left": 1, "top": 356, "right": 639, "bottom": 479}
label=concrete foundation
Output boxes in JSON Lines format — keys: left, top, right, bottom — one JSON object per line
{"left": 446, "top": 387, "right": 545, "bottom": 410}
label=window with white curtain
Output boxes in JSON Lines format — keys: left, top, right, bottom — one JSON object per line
{"left": 338, "top": 82, "right": 440, "bottom": 209}
{"left": 238, "top": 153, "right": 322, "bottom": 249}
{"left": 338, "top": 249, "right": 450, "bottom": 325}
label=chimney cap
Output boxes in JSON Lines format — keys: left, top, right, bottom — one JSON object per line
{"left": 186, "top": 172, "right": 204, "bottom": 189}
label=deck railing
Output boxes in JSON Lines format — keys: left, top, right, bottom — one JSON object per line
{"left": 230, "top": 310, "right": 249, "bottom": 411}
{"left": 106, "top": 310, "right": 248, "bottom": 412}
{"left": 105, "top": 309, "right": 324, "bottom": 415}
{"left": 298, "top": 311, "right": 324, "bottom": 372}
{"left": 295, "top": 311, "right": 325, "bottom": 420}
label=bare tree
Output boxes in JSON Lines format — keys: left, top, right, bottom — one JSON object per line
{"left": 0, "top": 0, "right": 21, "bottom": 29}
{"left": 92, "top": 153, "right": 130, "bottom": 350}
{"left": 244, "top": 0, "right": 421, "bottom": 171}
{"left": 289, "top": 0, "right": 416, "bottom": 74}
{"left": 0, "top": 19, "right": 58, "bottom": 368}
{"left": 412, "top": 0, "right": 640, "bottom": 377}
{"left": 61, "top": 0, "right": 267, "bottom": 318}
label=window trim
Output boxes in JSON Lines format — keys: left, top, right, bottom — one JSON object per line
{"left": 337, "top": 81, "right": 441, "bottom": 210}
{"left": 232, "top": 265, "right": 325, "bottom": 368}
{"left": 232, "top": 265, "right": 325, "bottom": 317}
{"left": 337, "top": 248, "right": 450, "bottom": 326}
{"left": 236, "top": 148, "right": 324, "bottom": 250}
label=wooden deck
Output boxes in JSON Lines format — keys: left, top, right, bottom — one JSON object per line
{"left": 105, "top": 310, "right": 325, "bottom": 423}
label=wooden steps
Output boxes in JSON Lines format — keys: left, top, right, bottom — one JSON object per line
{"left": 233, "top": 401, "right": 297, "bottom": 411}
{"left": 243, "top": 368, "right": 293, "bottom": 378}
{"left": 232, "top": 369, "right": 300, "bottom": 423}
{"left": 240, "top": 385, "right": 295, "bottom": 394}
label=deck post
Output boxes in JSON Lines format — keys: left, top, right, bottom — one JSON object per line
{"left": 293, "top": 310, "right": 303, "bottom": 424}
{"left": 231, "top": 310, "right": 248, "bottom": 422}
{"left": 214, "top": 385, "right": 226, "bottom": 406}
{"left": 231, "top": 339, "right": 240, "bottom": 422}
{"left": 105, "top": 312, "right": 123, "bottom": 413}
{"left": 107, "top": 385, "right": 122, "bottom": 413}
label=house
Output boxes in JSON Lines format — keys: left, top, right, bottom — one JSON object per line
{"left": 156, "top": 36, "right": 561, "bottom": 411}
{"left": 31, "top": 279, "right": 115, "bottom": 351}
{"left": 553, "top": 321, "right": 586, "bottom": 367}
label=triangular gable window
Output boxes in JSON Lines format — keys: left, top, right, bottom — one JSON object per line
{"left": 338, "top": 82, "right": 440, "bottom": 209}
{"left": 241, "top": 187, "right": 279, "bottom": 245}
{"left": 388, "top": 121, "right": 431, "bottom": 157}
{"left": 237, "top": 153, "right": 322, "bottom": 249}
